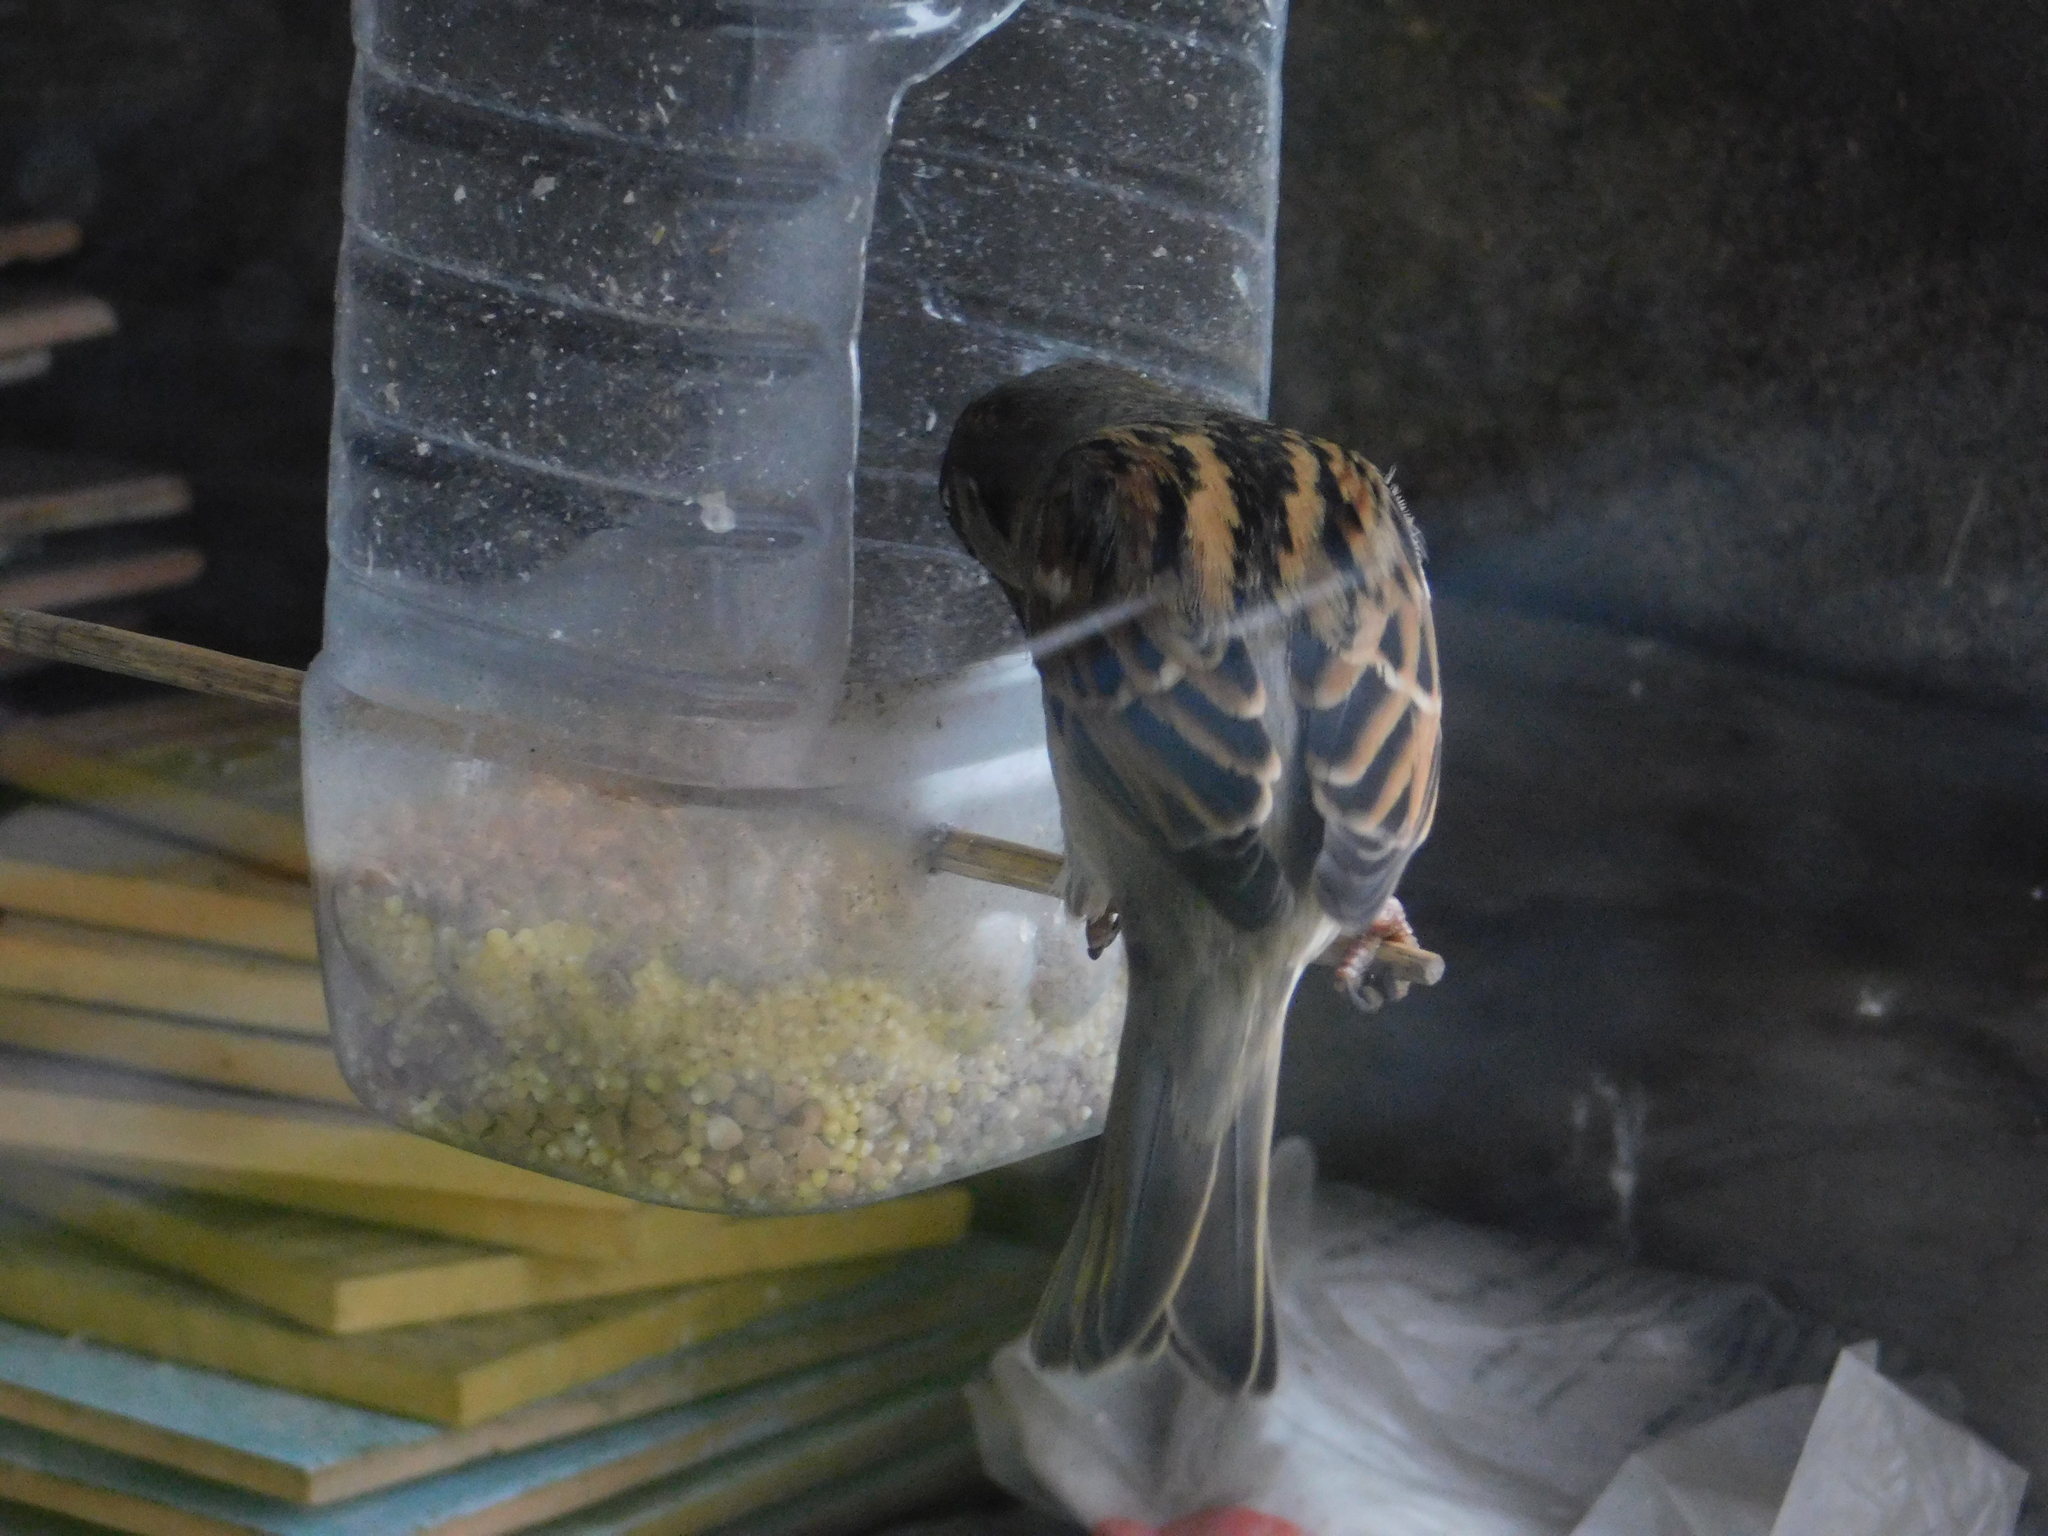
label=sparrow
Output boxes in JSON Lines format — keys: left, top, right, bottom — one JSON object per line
{"left": 940, "top": 359, "right": 1442, "bottom": 1395}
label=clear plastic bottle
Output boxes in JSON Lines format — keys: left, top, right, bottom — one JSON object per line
{"left": 853, "top": 0, "right": 1285, "bottom": 683}
{"left": 308, "top": 0, "right": 1286, "bottom": 1214}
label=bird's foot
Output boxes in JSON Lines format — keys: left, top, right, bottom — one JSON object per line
{"left": 1085, "top": 910, "right": 1122, "bottom": 959}
{"left": 1333, "top": 898, "right": 1422, "bottom": 1012}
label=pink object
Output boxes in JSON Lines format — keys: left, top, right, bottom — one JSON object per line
{"left": 1093, "top": 1509, "right": 1305, "bottom": 1536}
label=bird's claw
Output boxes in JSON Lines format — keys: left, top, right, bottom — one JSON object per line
{"left": 1343, "top": 966, "right": 1409, "bottom": 1015}
{"left": 1086, "top": 910, "right": 1122, "bottom": 959}
{"left": 1333, "top": 898, "right": 1420, "bottom": 1013}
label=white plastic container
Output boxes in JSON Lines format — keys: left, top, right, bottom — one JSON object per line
{"left": 309, "top": 0, "right": 1287, "bottom": 1212}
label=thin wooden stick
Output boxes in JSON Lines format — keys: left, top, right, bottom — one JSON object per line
{"left": 931, "top": 828, "right": 1445, "bottom": 987}
{"left": 0, "top": 220, "right": 82, "bottom": 267}
{"left": 931, "top": 829, "right": 1062, "bottom": 894}
{"left": 0, "top": 611, "right": 1446, "bottom": 988}
{"left": 0, "top": 608, "right": 302, "bottom": 709}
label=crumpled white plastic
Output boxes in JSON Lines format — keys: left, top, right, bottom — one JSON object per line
{"left": 969, "top": 1140, "right": 1852, "bottom": 1534}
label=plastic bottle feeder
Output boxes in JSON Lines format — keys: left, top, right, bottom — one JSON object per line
{"left": 308, "top": 0, "right": 1287, "bottom": 1212}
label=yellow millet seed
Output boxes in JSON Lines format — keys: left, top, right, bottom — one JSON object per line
{"left": 333, "top": 805, "right": 1129, "bottom": 1216}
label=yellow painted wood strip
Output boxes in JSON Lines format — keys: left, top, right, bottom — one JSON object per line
{"left": 53, "top": 1166, "right": 657, "bottom": 1260}
{"left": 16, "top": 697, "right": 300, "bottom": 821}
{"left": 6, "top": 1165, "right": 971, "bottom": 1335}
{"left": 0, "top": 1245, "right": 1037, "bottom": 1505}
{"left": 0, "top": 859, "right": 316, "bottom": 961}
{"left": 44, "top": 1163, "right": 655, "bottom": 1261}
{"left": 429, "top": 1375, "right": 973, "bottom": 1536}
{"left": 0, "top": 1463, "right": 208, "bottom": 1536}
{"left": 0, "top": 1216, "right": 890, "bottom": 1427}
{"left": 0, "top": 1054, "right": 976, "bottom": 1239}
{"left": 48, "top": 1154, "right": 976, "bottom": 1269}
{"left": 8, "top": 693, "right": 292, "bottom": 761}
{"left": 0, "top": 1059, "right": 974, "bottom": 1256}
{"left": 0, "top": 917, "right": 326, "bottom": 1036}
{"left": 291, "top": 1189, "right": 975, "bottom": 1331}
{"left": 0, "top": 1348, "right": 991, "bottom": 1533}
{"left": 313, "top": 1330, "right": 998, "bottom": 1509}
{"left": 0, "top": 1060, "right": 632, "bottom": 1208}
{"left": 0, "top": 801, "right": 308, "bottom": 906}
{"left": 0, "top": 999, "right": 351, "bottom": 1105}
{"left": 0, "top": 1376, "right": 312, "bottom": 1507}
{"left": 608, "top": 1183, "right": 975, "bottom": 1267}
{"left": 0, "top": 726, "right": 307, "bottom": 877}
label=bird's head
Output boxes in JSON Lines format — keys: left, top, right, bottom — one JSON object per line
{"left": 940, "top": 359, "right": 1211, "bottom": 592}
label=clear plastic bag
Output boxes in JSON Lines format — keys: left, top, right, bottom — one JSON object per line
{"left": 969, "top": 1140, "right": 1846, "bottom": 1534}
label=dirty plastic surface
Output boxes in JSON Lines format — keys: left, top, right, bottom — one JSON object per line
{"left": 311, "top": 0, "right": 1286, "bottom": 1210}
{"left": 308, "top": 681, "right": 1124, "bottom": 1211}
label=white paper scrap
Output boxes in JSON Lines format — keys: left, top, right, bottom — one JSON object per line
{"left": 1770, "top": 1343, "right": 2027, "bottom": 1536}
{"left": 1575, "top": 1341, "right": 2028, "bottom": 1536}
{"left": 1571, "top": 1384, "right": 1823, "bottom": 1536}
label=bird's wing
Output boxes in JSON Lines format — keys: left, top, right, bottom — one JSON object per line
{"left": 1023, "top": 423, "right": 1293, "bottom": 930}
{"left": 1024, "top": 420, "right": 1440, "bottom": 932}
{"left": 1286, "top": 449, "right": 1443, "bottom": 925}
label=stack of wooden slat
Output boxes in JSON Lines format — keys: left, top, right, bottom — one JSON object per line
{"left": 0, "top": 697, "right": 1030, "bottom": 1535}
{"left": 0, "top": 219, "right": 107, "bottom": 389}
{"left": 0, "top": 219, "right": 205, "bottom": 667}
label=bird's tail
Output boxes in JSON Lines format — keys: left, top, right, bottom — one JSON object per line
{"left": 1029, "top": 942, "right": 1296, "bottom": 1394}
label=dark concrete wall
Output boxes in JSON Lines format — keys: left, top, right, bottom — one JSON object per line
{"left": 1275, "top": 0, "right": 2048, "bottom": 712}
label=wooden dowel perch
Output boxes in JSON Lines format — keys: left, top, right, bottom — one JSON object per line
{"left": 931, "top": 828, "right": 1444, "bottom": 986}
{"left": 0, "top": 609, "right": 302, "bottom": 709}
{"left": 0, "top": 608, "right": 1444, "bottom": 987}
